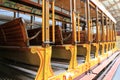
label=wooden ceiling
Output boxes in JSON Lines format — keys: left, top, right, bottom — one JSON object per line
{"left": 55, "top": 0, "right": 70, "bottom": 11}
{"left": 55, "top": 0, "right": 84, "bottom": 11}
{"left": 55, "top": 0, "right": 97, "bottom": 18}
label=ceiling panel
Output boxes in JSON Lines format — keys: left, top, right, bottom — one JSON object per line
{"left": 108, "top": 0, "right": 114, "bottom": 5}
{"left": 102, "top": 1, "right": 110, "bottom": 6}
{"left": 115, "top": 0, "right": 119, "bottom": 2}
{"left": 118, "top": 3, "right": 120, "bottom": 8}
{"left": 100, "top": 0, "right": 120, "bottom": 22}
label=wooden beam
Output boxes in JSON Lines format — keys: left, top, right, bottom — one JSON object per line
{"left": 9, "top": 0, "right": 42, "bottom": 9}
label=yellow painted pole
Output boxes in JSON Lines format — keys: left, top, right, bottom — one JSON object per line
{"left": 86, "top": 0, "right": 90, "bottom": 62}
{"left": 113, "top": 23, "right": 115, "bottom": 41}
{"left": 102, "top": 13, "right": 105, "bottom": 42}
{"left": 86, "top": 0, "right": 91, "bottom": 43}
{"left": 109, "top": 20, "right": 111, "bottom": 42}
{"left": 90, "top": 20, "right": 93, "bottom": 41}
{"left": 108, "top": 19, "right": 110, "bottom": 42}
{"left": 106, "top": 17, "right": 108, "bottom": 42}
{"left": 114, "top": 23, "right": 116, "bottom": 41}
{"left": 42, "top": 0, "right": 50, "bottom": 43}
{"left": 111, "top": 21, "right": 113, "bottom": 41}
{"left": 72, "top": 0, "right": 77, "bottom": 43}
{"left": 52, "top": 0, "right": 55, "bottom": 43}
{"left": 42, "top": 0, "right": 45, "bottom": 42}
{"left": 78, "top": 13, "right": 80, "bottom": 42}
{"left": 96, "top": 8, "right": 99, "bottom": 42}
{"left": 111, "top": 21, "right": 113, "bottom": 42}
{"left": 45, "top": 0, "right": 50, "bottom": 42}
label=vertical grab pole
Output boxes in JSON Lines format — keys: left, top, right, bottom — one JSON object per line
{"left": 72, "top": 0, "right": 77, "bottom": 44}
{"left": 109, "top": 20, "right": 111, "bottom": 42}
{"left": 108, "top": 18, "right": 110, "bottom": 42}
{"left": 86, "top": 0, "right": 91, "bottom": 43}
{"left": 109, "top": 19, "right": 111, "bottom": 42}
{"left": 114, "top": 23, "right": 116, "bottom": 41}
{"left": 106, "top": 17, "right": 108, "bottom": 42}
{"left": 78, "top": 13, "right": 80, "bottom": 42}
{"left": 113, "top": 22, "right": 114, "bottom": 41}
{"left": 110, "top": 20, "right": 112, "bottom": 41}
{"left": 69, "top": 0, "right": 78, "bottom": 69}
{"left": 101, "top": 12, "right": 104, "bottom": 56}
{"left": 95, "top": 7, "right": 99, "bottom": 58}
{"left": 110, "top": 20, "right": 112, "bottom": 50}
{"left": 45, "top": 0, "right": 50, "bottom": 43}
{"left": 85, "top": 0, "right": 91, "bottom": 62}
{"left": 96, "top": 7, "right": 99, "bottom": 42}
{"left": 111, "top": 21, "right": 113, "bottom": 41}
{"left": 102, "top": 13, "right": 105, "bottom": 42}
{"left": 112, "top": 22, "right": 114, "bottom": 41}
{"left": 42, "top": 0, "right": 45, "bottom": 42}
{"left": 42, "top": 0, "right": 50, "bottom": 43}
{"left": 52, "top": 0, "right": 55, "bottom": 43}
{"left": 113, "top": 23, "right": 115, "bottom": 41}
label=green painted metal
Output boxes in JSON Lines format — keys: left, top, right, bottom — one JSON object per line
{"left": 0, "top": 0, "right": 71, "bottom": 23}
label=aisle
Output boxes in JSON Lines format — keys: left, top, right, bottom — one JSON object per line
{"left": 0, "top": 59, "right": 38, "bottom": 80}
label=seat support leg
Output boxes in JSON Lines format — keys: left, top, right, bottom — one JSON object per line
{"left": 31, "top": 46, "right": 53, "bottom": 80}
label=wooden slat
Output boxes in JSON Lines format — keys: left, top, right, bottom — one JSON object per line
{"left": 0, "top": 18, "right": 28, "bottom": 47}
{"left": 55, "top": 0, "right": 70, "bottom": 11}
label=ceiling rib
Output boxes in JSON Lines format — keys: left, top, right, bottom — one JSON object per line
{"left": 106, "top": 0, "right": 120, "bottom": 10}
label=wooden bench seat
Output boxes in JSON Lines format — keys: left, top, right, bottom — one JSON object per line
{"left": 0, "top": 18, "right": 87, "bottom": 66}
{"left": 0, "top": 18, "right": 72, "bottom": 66}
{"left": 0, "top": 18, "right": 28, "bottom": 47}
{"left": 0, "top": 18, "right": 43, "bottom": 46}
{"left": 0, "top": 18, "right": 40, "bottom": 66}
{"left": 28, "top": 25, "right": 73, "bottom": 45}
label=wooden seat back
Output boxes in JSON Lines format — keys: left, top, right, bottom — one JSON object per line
{"left": 53, "top": 26, "right": 73, "bottom": 44}
{"left": 50, "top": 25, "right": 63, "bottom": 45}
{"left": 77, "top": 31, "right": 86, "bottom": 43}
{"left": 27, "top": 25, "right": 63, "bottom": 45}
{"left": 63, "top": 31, "right": 72, "bottom": 44}
{"left": 0, "top": 18, "right": 28, "bottom": 47}
{"left": 27, "top": 28, "right": 42, "bottom": 45}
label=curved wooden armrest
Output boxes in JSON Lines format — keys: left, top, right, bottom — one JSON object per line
{"left": 63, "top": 33, "right": 72, "bottom": 41}
{"left": 28, "top": 30, "right": 41, "bottom": 40}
